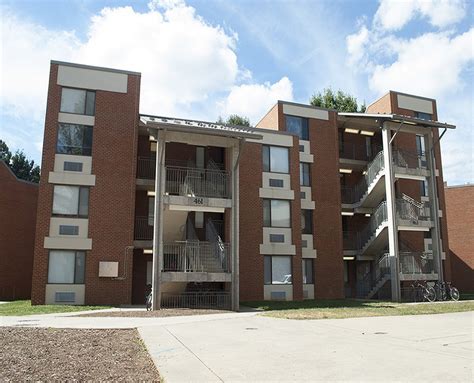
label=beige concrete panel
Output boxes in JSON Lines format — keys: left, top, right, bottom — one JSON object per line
{"left": 397, "top": 94, "right": 434, "bottom": 114}
{"left": 58, "top": 65, "right": 128, "bottom": 93}
{"left": 49, "top": 217, "right": 89, "bottom": 238}
{"left": 54, "top": 154, "right": 92, "bottom": 174}
{"left": 264, "top": 284, "right": 293, "bottom": 300}
{"left": 283, "top": 103, "right": 329, "bottom": 120}
{"left": 300, "top": 186, "right": 315, "bottom": 210}
{"left": 248, "top": 131, "right": 294, "bottom": 147}
{"left": 58, "top": 112, "right": 95, "bottom": 126}
{"left": 262, "top": 227, "right": 292, "bottom": 245}
{"left": 45, "top": 284, "right": 85, "bottom": 305}
{"left": 44, "top": 236, "right": 92, "bottom": 250}
{"left": 98, "top": 261, "right": 119, "bottom": 277}
{"left": 303, "top": 284, "right": 315, "bottom": 299}
{"left": 48, "top": 171, "right": 96, "bottom": 186}
{"left": 161, "top": 282, "right": 188, "bottom": 293}
{"left": 162, "top": 132, "right": 236, "bottom": 148}
{"left": 261, "top": 172, "right": 291, "bottom": 189}
{"left": 259, "top": 188, "right": 295, "bottom": 200}
{"left": 302, "top": 234, "right": 317, "bottom": 258}
{"left": 165, "top": 195, "right": 231, "bottom": 210}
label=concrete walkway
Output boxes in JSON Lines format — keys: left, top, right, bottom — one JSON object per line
{"left": 1, "top": 309, "right": 472, "bottom": 382}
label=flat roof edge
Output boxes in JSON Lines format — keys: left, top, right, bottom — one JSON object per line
{"left": 51, "top": 60, "right": 141, "bottom": 76}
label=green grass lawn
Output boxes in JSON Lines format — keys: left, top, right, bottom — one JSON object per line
{"left": 242, "top": 299, "right": 474, "bottom": 320}
{"left": 0, "top": 300, "right": 111, "bottom": 316}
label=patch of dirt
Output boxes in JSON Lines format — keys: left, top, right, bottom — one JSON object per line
{"left": 0, "top": 327, "right": 160, "bottom": 382}
{"left": 79, "top": 308, "right": 231, "bottom": 317}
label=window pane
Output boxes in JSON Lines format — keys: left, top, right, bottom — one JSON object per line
{"left": 271, "top": 200, "right": 290, "bottom": 227}
{"left": 270, "top": 147, "right": 289, "bottom": 173}
{"left": 78, "top": 187, "right": 89, "bottom": 217}
{"left": 57, "top": 124, "right": 93, "bottom": 156}
{"left": 272, "top": 256, "right": 292, "bottom": 284}
{"left": 262, "top": 146, "right": 270, "bottom": 172}
{"left": 264, "top": 256, "right": 272, "bottom": 284}
{"left": 285, "top": 115, "right": 309, "bottom": 140}
{"left": 300, "top": 163, "right": 310, "bottom": 186}
{"left": 301, "top": 210, "right": 312, "bottom": 234}
{"left": 303, "top": 259, "right": 314, "bottom": 284}
{"left": 82, "top": 126, "right": 93, "bottom": 156}
{"left": 48, "top": 251, "right": 75, "bottom": 283}
{"left": 60, "top": 88, "right": 86, "bottom": 114}
{"left": 75, "top": 252, "right": 86, "bottom": 284}
{"left": 53, "top": 186, "right": 79, "bottom": 215}
{"left": 263, "top": 200, "right": 271, "bottom": 227}
{"left": 85, "top": 91, "right": 96, "bottom": 116}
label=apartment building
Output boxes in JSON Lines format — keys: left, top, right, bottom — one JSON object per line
{"left": 31, "top": 61, "right": 455, "bottom": 309}
{"left": 445, "top": 184, "right": 474, "bottom": 292}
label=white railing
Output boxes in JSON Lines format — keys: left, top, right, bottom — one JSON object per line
{"left": 358, "top": 201, "right": 388, "bottom": 249}
{"left": 399, "top": 252, "right": 435, "bottom": 274}
{"left": 162, "top": 241, "right": 231, "bottom": 273}
{"left": 392, "top": 149, "right": 427, "bottom": 170}
{"left": 165, "top": 166, "right": 230, "bottom": 199}
{"left": 353, "top": 150, "right": 385, "bottom": 203}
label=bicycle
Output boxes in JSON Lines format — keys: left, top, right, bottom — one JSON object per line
{"left": 433, "top": 281, "right": 460, "bottom": 301}
{"left": 446, "top": 282, "right": 460, "bottom": 301}
{"left": 411, "top": 280, "right": 436, "bottom": 302}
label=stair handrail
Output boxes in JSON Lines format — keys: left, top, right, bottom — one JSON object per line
{"left": 206, "top": 219, "right": 227, "bottom": 271}
{"left": 357, "top": 201, "right": 388, "bottom": 250}
{"left": 353, "top": 150, "right": 385, "bottom": 203}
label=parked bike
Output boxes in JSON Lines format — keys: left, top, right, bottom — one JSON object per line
{"left": 433, "top": 281, "right": 460, "bottom": 301}
{"left": 410, "top": 280, "right": 436, "bottom": 302}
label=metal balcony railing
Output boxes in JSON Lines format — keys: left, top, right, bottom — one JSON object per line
{"left": 165, "top": 166, "right": 231, "bottom": 199}
{"left": 399, "top": 252, "right": 435, "bottom": 274}
{"left": 134, "top": 216, "right": 153, "bottom": 240}
{"left": 161, "top": 292, "right": 231, "bottom": 310}
{"left": 358, "top": 201, "right": 388, "bottom": 250}
{"left": 396, "top": 199, "right": 431, "bottom": 223}
{"left": 163, "top": 241, "right": 231, "bottom": 273}
{"left": 392, "top": 149, "right": 427, "bottom": 170}
{"left": 137, "top": 157, "right": 156, "bottom": 180}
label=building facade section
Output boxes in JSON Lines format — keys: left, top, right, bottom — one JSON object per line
{"left": 0, "top": 162, "right": 38, "bottom": 300}
{"left": 445, "top": 184, "right": 474, "bottom": 292}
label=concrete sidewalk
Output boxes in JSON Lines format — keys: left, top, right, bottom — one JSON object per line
{"left": 139, "top": 311, "right": 473, "bottom": 382}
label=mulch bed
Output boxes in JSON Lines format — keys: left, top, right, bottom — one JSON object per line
{"left": 78, "top": 308, "right": 231, "bottom": 317}
{"left": 0, "top": 327, "right": 160, "bottom": 382}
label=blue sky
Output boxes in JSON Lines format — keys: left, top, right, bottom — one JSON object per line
{"left": 1, "top": 0, "right": 472, "bottom": 184}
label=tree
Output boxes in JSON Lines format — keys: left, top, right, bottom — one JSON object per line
{"left": 0, "top": 139, "right": 41, "bottom": 183}
{"left": 310, "top": 88, "right": 366, "bottom": 113}
{"left": 217, "top": 114, "right": 251, "bottom": 127}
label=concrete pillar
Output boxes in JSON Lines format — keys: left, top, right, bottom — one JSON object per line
{"left": 231, "top": 141, "right": 240, "bottom": 311}
{"left": 382, "top": 124, "right": 401, "bottom": 301}
{"left": 152, "top": 130, "right": 166, "bottom": 310}
{"left": 425, "top": 132, "right": 443, "bottom": 282}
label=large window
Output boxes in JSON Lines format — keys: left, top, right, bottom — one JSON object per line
{"left": 301, "top": 210, "right": 313, "bottom": 234}
{"left": 57, "top": 123, "right": 93, "bottom": 156}
{"left": 414, "top": 111, "right": 432, "bottom": 121}
{"left": 416, "top": 134, "right": 425, "bottom": 156}
{"left": 60, "top": 88, "right": 96, "bottom": 116}
{"left": 300, "top": 163, "right": 310, "bottom": 186}
{"left": 48, "top": 250, "right": 85, "bottom": 284}
{"left": 52, "top": 185, "right": 89, "bottom": 217}
{"left": 285, "top": 115, "right": 309, "bottom": 140}
{"left": 302, "top": 259, "right": 314, "bottom": 284}
{"left": 263, "top": 145, "right": 289, "bottom": 173}
{"left": 264, "top": 256, "right": 292, "bottom": 284}
{"left": 263, "top": 199, "right": 291, "bottom": 227}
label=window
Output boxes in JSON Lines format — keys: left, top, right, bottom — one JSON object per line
{"left": 301, "top": 210, "right": 313, "bottom": 234}
{"left": 57, "top": 123, "right": 93, "bottom": 156}
{"left": 263, "top": 145, "right": 289, "bottom": 173}
{"left": 302, "top": 259, "right": 314, "bottom": 284}
{"left": 263, "top": 199, "right": 291, "bottom": 227}
{"left": 52, "top": 185, "right": 89, "bottom": 217}
{"left": 60, "top": 88, "right": 96, "bottom": 115}
{"left": 300, "top": 163, "right": 310, "bottom": 186}
{"left": 414, "top": 111, "right": 432, "bottom": 121}
{"left": 48, "top": 250, "right": 85, "bottom": 284}
{"left": 416, "top": 134, "right": 425, "bottom": 156}
{"left": 285, "top": 115, "right": 309, "bottom": 140}
{"left": 420, "top": 180, "right": 429, "bottom": 197}
{"left": 264, "top": 256, "right": 292, "bottom": 284}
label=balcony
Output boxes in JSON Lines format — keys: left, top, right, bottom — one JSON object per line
{"left": 163, "top": 241, "right": 231, "bottom": 273}
{"left": 134, "top": 216, "right": 153, "bottom": 241}
{"left": 399, "top": 252, "right": 436, "bottom": 280}
{"left": 392, "top": 149, "right": 429, "bottom": 179}
{"left": 137, "top": 157, "right": 156, "bottom": 180}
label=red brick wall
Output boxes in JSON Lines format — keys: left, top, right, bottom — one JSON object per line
{"left": 31, "top": 63, "right": 141, "bottom": 305}
{"left": 445, "top": 185, "right": 474, "bottom": 291}
{"left": 0, "top": 162, "right": 38, "bottom": 300}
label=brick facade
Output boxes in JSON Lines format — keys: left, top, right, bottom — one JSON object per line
{"left": 0, "top": 162, "right": 38, "bottom": 300}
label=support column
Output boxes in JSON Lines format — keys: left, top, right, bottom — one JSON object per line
{"left": 425, "top": 132, "right": 443, "bottom": 282}
{"left": 231, "top": 141, "right": 241, "bottom": 311}
{"left": 152, "top": 130, "right": 166, "bottom": 310}
{"left": 382, "top": 124, "right": 401, "bottom": 301}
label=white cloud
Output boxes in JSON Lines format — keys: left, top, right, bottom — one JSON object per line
{"left": 369, "top": 29, "right": 474, "bottom": 97}
{"left": 0, "top": 1, "right": 294, "bottom": 163}
{"left": 218, "top": 77, "right": 293, "bottom": 125}
{"left": 374, "top": 0, "right": 467, "bottom": 31}
{"left": 346, "top": 25, "right": 370, "bottom": 66}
